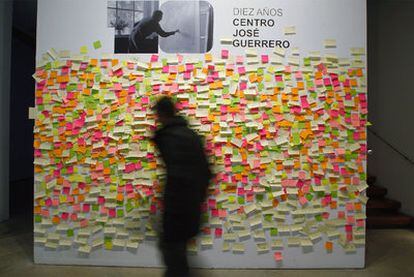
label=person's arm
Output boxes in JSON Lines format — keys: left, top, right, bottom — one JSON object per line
{"left": 155, "top": 23, "right": 178, "bottom": 37}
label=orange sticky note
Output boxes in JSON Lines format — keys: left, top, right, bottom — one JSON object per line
{"left": 325, "top": 241, "right": 333, "bottom": 251}
{"left": 116, "top": 193, "right": 124, "bottom": 202}
{"left": 205, "top": 53, "right": 212, "bottom": 62}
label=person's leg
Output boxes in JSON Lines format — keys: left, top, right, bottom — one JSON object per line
{"left": 128, "top": 39, "right": 138, "bottom": 53}
{"left": 160, "top": 239, "right": 189, "bottom": 277}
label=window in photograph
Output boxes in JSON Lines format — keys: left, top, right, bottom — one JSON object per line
{"left": 108, "top": 1, "right": 145, "bottom": 36}
{"left": 159, "top": 1, "right": 214, "bottom": 53}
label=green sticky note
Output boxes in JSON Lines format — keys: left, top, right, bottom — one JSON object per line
{"left": 238, "top": 196, "right": 245, "bottom": 204}
{"left": 256, "top": 194, "right": 264, "bottom": 201}
{"left": 126, "top": 201, "right": 134, "bottom": 212}
{"left": 292, "top": 133, "right": 301, "bottom": 145}
{"left": 265, "top": 214, "right": 272, "bottom": 222}
{"left": 93, "top": 40, "right": 102, "bottom": 49}
{"left": 67, "top": 229, "right": 74, "bottom": 237}
{"left": 67, "top": 84, "right": 77, "bottom": 92}
{"left": 315, "top": 214, "right": 323, "bottom": 222}
{"left": 117, "top": 209, "right": 124, "bottom": 217}
{"left": 44, "top": 62, "right": 51, "bottom": 70}
{"left": 34, "top": 215, "right": 42, "bottom": 223}
{"left": 270, "top": 228, "right": 278, "bottom": 236}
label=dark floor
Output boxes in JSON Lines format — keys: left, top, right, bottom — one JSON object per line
{"left": 1, "top": 214, "right": 414, "bottom": 276}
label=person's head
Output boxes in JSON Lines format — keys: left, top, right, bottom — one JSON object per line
{"left": 154, "top": 96, "right": 176, "bottom": 125}
{"left": 152, "top": 10, "right": 163, "bottom": 22}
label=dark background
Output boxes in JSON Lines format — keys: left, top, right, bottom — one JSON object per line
{"left": 9, "top": 0, "right": 37, "bottom": 216}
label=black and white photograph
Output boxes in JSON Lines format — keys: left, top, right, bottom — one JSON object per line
{"left": 108, "top": 0, "right": 214, "bottom": 54}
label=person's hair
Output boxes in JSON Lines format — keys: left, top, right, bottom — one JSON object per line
{"left": 154, "top": 96, "right": 176, "bottom": 118}
{"left": 152, "top": 10, "right": 163, "bottom": 19}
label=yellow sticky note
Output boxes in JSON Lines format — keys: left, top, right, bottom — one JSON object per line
{"left": 80, "top": 45, "right": 88, "bottom": 54}
{"left": 284, "top": 26, "right": 296, "bottom": 35}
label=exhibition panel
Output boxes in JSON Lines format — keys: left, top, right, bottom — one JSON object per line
{"left": 34, "top": 0, "right": 367, "bottom": 268}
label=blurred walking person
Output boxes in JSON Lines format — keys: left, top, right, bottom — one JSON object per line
{"left": 152, "top": 96, "right": 212, "bottom": 277}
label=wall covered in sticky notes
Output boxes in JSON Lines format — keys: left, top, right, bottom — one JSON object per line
{"left": 34, "top": 0, "right": 367, "bottom": 268}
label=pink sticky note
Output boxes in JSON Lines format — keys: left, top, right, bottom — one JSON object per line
{"left": 62, "top": 187, "right": 70, "bottom": 195}
{"left": 141, "top": 97, "right": 149, "bottom": 104}
{"left": 347, "top": 216, "right": 355, "bottom": 225}
{"left": 275, "top": 75, "right": 283, "bottom": 82}
{"left": 73, "top": 204, "right": 81, "bottom": 213}
{"left": 45, "top": 198, "right": 52, "bottom": 207}
{"left": 98, "top": 196, "right": 105, "bottom": 205}
{"left": 125, "top": 183, "right": 134, "bottom": 193}
{"left": 274, "top": 252, "right": 283, "bottom": 262}
{"left": 184, "top": 72, "right": 191, "bottom": 79}
{"left": 238, "top": 67, "right": 246, "bottom": 75}
{"left": 61, "top": 212, "right": 69, "bottom": 220}
{"left": 177, "top": 54, "right": 183, "bottom": 63}
{"left": 215, "top": 228, "right": 223, "bottom": 237}
{"left": 346, "top": 203, "right": 354, "bottom": 211}
{"left": 125, "top": 163, "right": 135, "bottom": 173}
{"left": 80, "top": 219, "right": 88, "bottom": 228}
{"left": 295, "top": 71, "right": 303, "bottom": 80}
{"left": 71, "top": 213, "right": 78, "bottom": 221}
{"left": 356, "top": 219, "right": 365, "bottom": 227}
{"left": 82, "top": 204, "right": 90, "bottom": 213}
{"left": 317, "top": 63, "right": 327, "bottom": 74}
{"left": 162, "top": 66, "right": 169, "bottom": 73}
{"left": 150, "top": 204, "right": 157, "bottom": 214}
{"left": 219, "top": 209, "right": 227, "bottom": 218}
{"left": 108, "top": 208, "right": 116, "bottom": 218}
{"left": 315, "top": 79, "right": 324, "bottom": 86}
{"left": 186, "top": 64, "right": 194, "bottom": 71}
{"left": 150, "top": 54, "right": 158, "bottom": 62}
{"left": 261, "top": 55, "right": 269, "bottom": 63}
{"left": 299, "top": 197, "right": 308, "bottom": 205}
{"left": 300, "top": 96, "right": 310, "bottom": 109}
{"left": 221, "top": 49, "right": 229, "bottom": 59}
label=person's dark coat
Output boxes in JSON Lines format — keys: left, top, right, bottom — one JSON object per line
{"left": 129, "top": 17, "right": 175, "bottom": 53}
{"left": 153, "top": 116, "right": 212, "bottom": 243}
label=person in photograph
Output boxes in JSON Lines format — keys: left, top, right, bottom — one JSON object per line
{"left": 129, "top": 10, "right": 179, "bottom": 53}
{"left": 152, "top": 96, "right": 212, "bottom": 277}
